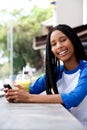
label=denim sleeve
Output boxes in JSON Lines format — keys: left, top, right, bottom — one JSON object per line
{"left": 30, "top": 74, "right": 46, "bottom": 94}
{"left": 61, "top": 67, "right": 87, "bottom": 109}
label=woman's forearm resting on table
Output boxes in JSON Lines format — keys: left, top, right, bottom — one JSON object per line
{"left": 4, "top": 88, "right": 63, "bottom": 104}
{"left": 28, "top": 94, "right": 63, "bottom": 104}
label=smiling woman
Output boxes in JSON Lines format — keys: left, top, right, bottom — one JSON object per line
{"left": 4, "top": 24, "right": 87, "bottom": 129}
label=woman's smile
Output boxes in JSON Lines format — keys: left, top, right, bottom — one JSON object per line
{"left": 57, "top": 49, "right": 68, "bottom": 56}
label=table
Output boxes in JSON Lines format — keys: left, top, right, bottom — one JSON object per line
{"left": 0, "top": 97, "right": 85, "bottom": 130}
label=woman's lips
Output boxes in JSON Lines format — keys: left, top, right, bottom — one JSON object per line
{"left": 58, "top": 50, "right": 68, "bottom": 56}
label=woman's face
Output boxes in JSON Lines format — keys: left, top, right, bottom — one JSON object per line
{"left": 50, "top": 30, "right": 76, "bottom": 63}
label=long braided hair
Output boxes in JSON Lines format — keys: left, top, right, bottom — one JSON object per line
{"left": 46, "top": 24, "right": 87, "bottom": 95}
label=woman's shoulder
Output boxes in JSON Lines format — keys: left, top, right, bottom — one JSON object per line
{"left": 80, "top": 60, "right": 87, "bottom": 69}
{"left": 79, "top": 60, "right": 87, "bottom": 75}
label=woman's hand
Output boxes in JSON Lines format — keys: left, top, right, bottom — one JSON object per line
{"left": 4, "top": 84, "right": 30, "bottom": 103}
{"left": 4, "top": 84, "right": 63, "bottom": 104}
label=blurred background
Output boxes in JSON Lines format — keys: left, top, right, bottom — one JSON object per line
{"left": 0, "top": 0, "right": 87, "bottom": 90}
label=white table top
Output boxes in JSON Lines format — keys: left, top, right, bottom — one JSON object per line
{"left": 0, "top": 97, "right": 85, "bottom": 130}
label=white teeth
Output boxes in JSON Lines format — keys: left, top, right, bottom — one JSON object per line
{"left": 58, "top": 50, "right": 67, "bottom": 55}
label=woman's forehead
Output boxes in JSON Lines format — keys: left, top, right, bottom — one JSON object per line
{"left": 50, "top": 30, "right": 66, "bottom": 40}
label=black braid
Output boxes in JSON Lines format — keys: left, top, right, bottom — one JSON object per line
{"left": 46, "top": 30, "right": 60, "bottom": 94}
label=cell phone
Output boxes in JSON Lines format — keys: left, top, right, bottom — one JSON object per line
{"left": 3, "top": 84, "right": 12, "bottom": 89}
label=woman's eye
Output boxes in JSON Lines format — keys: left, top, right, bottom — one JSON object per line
{"left": 51, "top": 42, "right": 56, "bottom": 46}
{"left": 60, "top": 38, "right": 66, "bottom": 42}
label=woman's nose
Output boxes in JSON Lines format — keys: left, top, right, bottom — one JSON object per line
{"left": 56, "top": 42, "right": 62, "bottom": 48}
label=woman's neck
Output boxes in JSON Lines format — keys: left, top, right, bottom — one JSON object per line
{"left": 64, "top": 59, "right": 80, "bottom": 71}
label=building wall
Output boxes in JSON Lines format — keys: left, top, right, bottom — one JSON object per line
{"left": 55, "top": 0, "right": 83, "bottom": 27}
{"left": 83, "top": 0, "right": 87, "bottom": 24}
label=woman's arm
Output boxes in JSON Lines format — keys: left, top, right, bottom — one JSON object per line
{"left": 61, "top": 66, "right": 87, "bottom": 109}
{"left": 5, "top": 89, "right": 63, "bottom": 104}
{"left": 30, "top": 74, "right": 46, "bottom": 94}
{"left": 4, "top": 86, "right": 63, "bottom": 104}
{"left": 28, "top": 94, "right": 63, "bottom": 104}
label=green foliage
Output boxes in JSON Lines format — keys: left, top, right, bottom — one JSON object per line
{"left": 0, "top": 6, "right": 52, "bottom": 75}
{"left": 0, "top": 25, "right": 7, "bottom": 48}
{"left": 0, "top": 24, "right": 10, "bottom": 59}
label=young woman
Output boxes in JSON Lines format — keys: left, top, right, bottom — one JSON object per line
{"left": 4, "top": 24, "right": 87, "bottom": 128}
